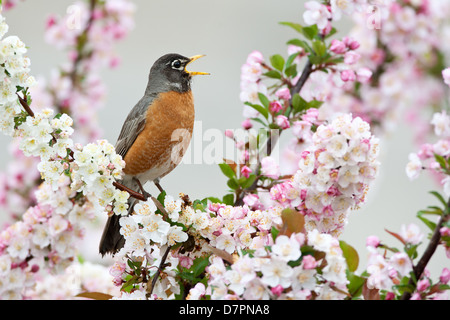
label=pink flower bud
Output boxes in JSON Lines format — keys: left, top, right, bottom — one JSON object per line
{"left": 224, "top": 129, "right": 234, "bottom": 139}
{"left": 440, "top": 268, "right": 450, "bottom": 284}
{"left": 440, "top": 227, "right": 450, "bottom": 237}
{"left": 271, "top": 285, "right": 283, "bottom": 297}
{"left": 417, "top": 279, "right": 430, "bottom": 292}
{"left": 241, "top": 119, "right": 253, "bottom": 130}
{"left": 366, "top": 235, "right": 380, "bottom": 248}
{"left": 330, "top": 39, "right": 346, "bottom": 54}
{"left": 270, "top": 101, "right": 283, "bottom": 113}
{"left": 343, "top": 36, "right": 360, "bottom": 50}
{"left": 241, "top": 165, "right": 252, "bottom": 178}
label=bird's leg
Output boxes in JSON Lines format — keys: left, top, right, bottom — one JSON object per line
{"left": 153, "top": 178, "right": 165, "bottom": 194}
{"left": 133, "top": 177, "right": 152, "bottom": 201}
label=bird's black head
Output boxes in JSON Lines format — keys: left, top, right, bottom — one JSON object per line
{"left": 146, "top": 53, "right": 208, "bottom": 94}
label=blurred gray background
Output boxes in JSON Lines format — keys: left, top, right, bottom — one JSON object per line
{"left": 0, "top": 0, "right": 447, "bottom": 278}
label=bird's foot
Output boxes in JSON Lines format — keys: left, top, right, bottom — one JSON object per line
{"left": 133, "top": 177, "right": 152, "bottom": 201}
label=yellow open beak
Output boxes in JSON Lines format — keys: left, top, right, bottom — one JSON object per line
{"left": 185, "top": 55, "right": 210, "bottom": 76}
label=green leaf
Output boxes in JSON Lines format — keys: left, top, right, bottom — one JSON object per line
{"left": 279, "top": 21, "right": 304, "bottom": 34}
{"left": 346, "top": 270, "right": 366, "bottom": 298}
{"left": 270, "top": 54, "right": 285, "bottom": 72}
{"left": 227, "top": 177, "right": 239, "bottom": 190}
{"left": 264, "top": 70, "right": 282, "bottom": 79}
{"left": 287, "top": 39, "right": 312, "bottom": 53}
{"left": 312, "top": 39, "right": 327, "bottom": 57}
{"left": 258, "top": 92, "right": 270, "bottom": 109}
{"left": 157, "top": 190, "right": 167, "bottom": 206}
{"left": 241, "top": 174, "right": 257, "bottom": 189}
{"left": 307, "top": 99, "right": 324, "bottom": 109}
{"left": 302, "top": 25, "right": 319, "bottom": 40}
{"left": 190, "top": 256, "right": 210, "bottom": 278}
{"left": 339, "top": 241, "right": 359, "bottom": 272}
{"left": 435, "top": 154, "right": 447, "bottom": 170}
{"left": 244, "top": 102, "right": 269, "bottom": 120}
{"left": 206, "top": 196, "right": 222, "bottom": 204}
{"left": 250, "top": 117, "right": 268, "bottom": 127}
{"left": 291, "top": 94, "right": 307, "bottom": 113}
{"left": 222, "top": 194, "right": 234, "bottom": 205}
{"left": 429, "top": 190, "right": 448, "bottom": 208}
{"left": 417, "top": 214, "right": 437, "bottom": 232}
{"left": 284, "top": 64, "right": 298, "bottom": 78}
{"left": 219, "top": 163, "right": 236, "bottom": 179}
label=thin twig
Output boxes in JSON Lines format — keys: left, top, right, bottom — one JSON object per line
{"left": 68, "top": 0, "right": 97, "bottom": 88}
{"left": 147, "top": 245, "right": 172, "bottom": 297}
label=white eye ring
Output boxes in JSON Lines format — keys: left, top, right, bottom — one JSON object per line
{"left": 171, "top": 59, "right": 183, "bottom": 70}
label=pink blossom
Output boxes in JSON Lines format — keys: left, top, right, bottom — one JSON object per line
{"left": 302, "top": 255, "right": 317, "bottom": 269}
{"left": 356, "top": 68, "right": 372, "bottom": 83}
{"left": 275, "top": 88, "right": 292, "bottom": 101}
{"left": 340, "top": 70, "right": 356, "bottom": 82}
{"left": 261, "top": 157, "right": 280, "bottom": 180}
{"left": 302, "top": 108, "right": 319, "bottom": 124}
{"left": 243, "top": 194, "right": 262, "bottom": 209}
{"left": 275, "top": 115, "right": 290, "bottom": 129}
{"left": 247, "top": 50, "right": 264, "bottom": 64}
{"left": 303, "top": 1, "right": 331, "bottom": 30}
{"left": 344, "top": 51, "right": 361, "bottom": 65}
{"left": 443, "top": 68, "right": 450, "bottom": 87}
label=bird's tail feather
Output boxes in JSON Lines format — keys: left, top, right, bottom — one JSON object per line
{"left": 99, "top": 177, "right": 139, "bottom": 256}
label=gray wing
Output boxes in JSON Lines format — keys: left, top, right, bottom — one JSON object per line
{"left": 115, "top": 94, "right": 156, "bottom": 158}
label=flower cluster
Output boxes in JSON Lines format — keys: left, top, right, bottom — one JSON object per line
{"left": 271, "top": 114, "right": 380, "bottom": 236}
{"left": 319, "top": 0, "right": 450, "bottom": 138}
{"left": 203, "top": 229, "right": 348, "bottom": 300}
{"left": 28, "top": 261, "right": 120, "bottom": 300}
{"left": 365, "top": 225, "right": 449, "bottom": 300}
{"left": 0, "top": 22, "right": 36, "bottom": 135}
{"left": 406, "top": 109, "right": 450, "bottom": 197}
{"left": 0, "top": 7, "right": 129, "bottom": 299}
{"left": 1, "top": 0, "right": 135, "bottom": 221}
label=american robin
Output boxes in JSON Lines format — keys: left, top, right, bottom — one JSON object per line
{"left": 99, "top": 53, "right": 208, "bottom": 256}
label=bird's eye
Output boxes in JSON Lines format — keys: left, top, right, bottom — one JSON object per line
{"left": 172, "top": 60, "right": 182, "bottom": 69}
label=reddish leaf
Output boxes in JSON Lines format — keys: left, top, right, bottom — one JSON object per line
{"left": 75, "top": 292, "right": 113, "bottom": 300}
{"left": 362, "top": 281, "right": 380, "bottom": 300}
{"left": 279, "top": 209, "right": 305, "bottom": 237}
{"left": 385, "top": 229, "right": 406, "bottom": 245}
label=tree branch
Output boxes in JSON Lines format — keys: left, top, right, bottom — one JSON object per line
{"left": 147, "top": 245, "right": 172, "bottom": 297}
{"left": 401, "top": 199, "right": 449, "bottom": 300}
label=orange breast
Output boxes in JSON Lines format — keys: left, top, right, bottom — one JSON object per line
{"left": 123, "top": 91, "right": 195, "bottom": 176}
